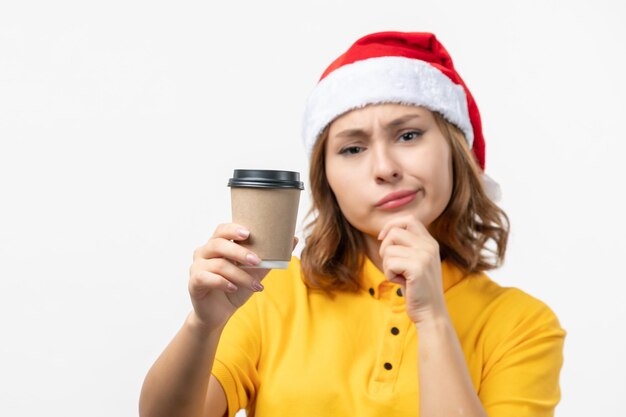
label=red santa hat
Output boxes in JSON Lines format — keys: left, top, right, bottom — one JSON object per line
{"left": 302, "top": 31, "right": 501, "bottom": 200}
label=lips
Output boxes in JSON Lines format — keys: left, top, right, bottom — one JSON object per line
{"left": 375, "top": 190, "right": 419, "bottom": 209}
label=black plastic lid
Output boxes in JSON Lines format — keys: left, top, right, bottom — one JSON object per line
{"left": 227, "top": 169, "right": 304, "bottom": 190}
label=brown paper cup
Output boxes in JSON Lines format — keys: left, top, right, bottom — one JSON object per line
{"left": 228, "top": 170, "right": 304, "bottom": 269}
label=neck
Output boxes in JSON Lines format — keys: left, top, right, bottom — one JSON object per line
{"left": 363, "top": 233, "right": 384, "bottom": 271}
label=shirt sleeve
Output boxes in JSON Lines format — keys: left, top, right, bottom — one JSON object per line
{"left": 478, "top": 290, "right": 566, "bottom": 417}
{"left": 212, "top": 292, "right": 262, "bottom": 417}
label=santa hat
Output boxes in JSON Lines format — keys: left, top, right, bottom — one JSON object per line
{"left": 302, "top": 31, "right": 501, "bottom": 200}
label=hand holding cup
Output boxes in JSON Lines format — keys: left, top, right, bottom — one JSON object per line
{"left": 187, "top": 170, "right": 303, "bottom": 331}
{"left": 188, "top": 223, "right": 271, "bottom": 330}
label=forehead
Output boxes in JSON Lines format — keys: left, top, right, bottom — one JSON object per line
{"left": 328, "top": 103, "right": 433, "bottom": 132}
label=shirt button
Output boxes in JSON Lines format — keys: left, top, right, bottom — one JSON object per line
{"left": 391, "top": 327, "right": 399, "bottom": 335}
{"left": 369, "top": 288, "right": 375, "bottom": 296}
{"left": 396, "top": 288, "right": 403, "bottom": 297}
{"left": 384, "top": 362, "right": 393, "bottom": 370}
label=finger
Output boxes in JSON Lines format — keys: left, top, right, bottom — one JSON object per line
{"left": 380, "top": 246, "right": 415, "bottom": 279}
{"left": 379, "top": 227, "right": 438, "bottom": 260}
{"left": 193, "top": 258, "right": 264, "bottom": 292}
{"left": 193, "top": 237, "right": 261, "bottom": 266}
{"left": 246, "top": 266, "right": 272, "bottom": 283}
{"left": 380, "top": 226, "right": 437, "bottom": 251}
{"left": 382, "top": 255, "right": 421, "bottom": 283}
{"left": 379, "top": 253, "right": 409, "bottom": 286}
{"left": 188, "top": 269, "right": 239, "bottom": 300}
{"left": 377, "top": 216, "right": 429, "bottom": 241}
{"left": 379, "top": 227, "right": 420, "bottom": 256}
{"left": 379, "top": 243, "right": 414, "bottom": 261}
{"left": 211, "top": 222, "right": 252, "bottom": 241}
{"left": 377, "top": 216, "right": 411, "bottom": 240}
{"left": 379, "top": 221, "right": 439, "bottom": 259}
{"left": 380, "top": 240, "right": 439, "bottom": 272}
{"left": 389, "top": 276, "right": 407, "bottom": 286}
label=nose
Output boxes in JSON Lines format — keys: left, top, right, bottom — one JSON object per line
{"left": 371, "top": 143, "right": 402, "bottom": 184}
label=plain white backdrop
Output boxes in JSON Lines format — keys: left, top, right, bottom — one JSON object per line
{"left": 1, "top": 0, "right": 624, "bottom": 416}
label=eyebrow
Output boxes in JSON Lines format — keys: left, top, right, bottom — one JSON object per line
{"left": 334, "top": 113, "right": 422, "bottom": 138}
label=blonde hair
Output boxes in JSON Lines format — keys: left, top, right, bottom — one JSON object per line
{"left": 300, "top": 112, "right": 509, "bottom": 292}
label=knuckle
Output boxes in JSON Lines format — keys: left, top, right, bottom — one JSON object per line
{"left": 204, "top": 239, "right": 216, "bottom": 252}
{"left": 197, "top": 239, "right": 220, "bottom": 260}
{"left": 382, "top": 257, "right": 391, "bottom": 271}
{"left": 240, "top": 250, "right": 252, "bottom": 264}
{"left": 213, "top": 223, "right": 229, "bottom": 236}
{"left": 188, "top": 270, "right": 204, "bottom": 288}
{"left": 427, "top": 242, "right": 439, "bottom": 256}
{"left": 412, "top": 263, "right": 424, "bottom": 276}
{"left": 212, "top": 257, "right": 231, "bottom": 273}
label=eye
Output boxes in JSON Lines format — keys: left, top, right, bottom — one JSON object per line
{"left": 398, "top": 131, "right": 423, "bottom": 142}
{"left": 339, "top": 146, "right": 363, "bottom": 155}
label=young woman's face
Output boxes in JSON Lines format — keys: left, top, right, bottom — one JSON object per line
{"left": 325, "top": 104, "right": 453, "bottom": 239}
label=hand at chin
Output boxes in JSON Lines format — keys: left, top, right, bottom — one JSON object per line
{"left": 377, "top": 215, "right": 448, "bottom": 324}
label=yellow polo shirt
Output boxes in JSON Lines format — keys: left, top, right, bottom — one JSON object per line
{"left": 212, "top": 256, "right": 565, "bottom": 417}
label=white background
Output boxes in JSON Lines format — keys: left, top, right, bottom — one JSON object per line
{"left": 1, "top": 0, "right": 624, "bottom": 416}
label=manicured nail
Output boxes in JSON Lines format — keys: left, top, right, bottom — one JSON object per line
{"left": 246, "top": 253, "right": 261, "bottom": 265}
{"left": 252, "top": 280, "right": 264, "bottom": 292}
{"left": 226, "top": 282, "right": 238, "bottom": 292}
{"left": 238, "top": 228, "right": 250, "bottom": 238}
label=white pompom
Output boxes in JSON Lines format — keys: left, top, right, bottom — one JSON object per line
{"left": 482, "top": 173, "right": 502, "bottom": 202}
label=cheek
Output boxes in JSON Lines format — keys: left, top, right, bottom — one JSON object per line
{"left": 435, "top": 156, "right": 453, "bottom": 192}
{"left": 325, "top": 161, "right": 367, "bottom": 219}
{"left": 434, "top": 151, "right": 454, "bottom": 204}
{"left": 413, "top": 143, "right": 453, "bottom": 205}
{"left": 327, "top": 170, "right": 354, "bottom": 208}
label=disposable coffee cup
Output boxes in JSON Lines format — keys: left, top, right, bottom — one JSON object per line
{"left": 228, "top": 169, "right": 304, "bottom": 269}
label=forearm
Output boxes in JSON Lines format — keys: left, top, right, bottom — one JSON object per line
{"left": 139, "top": 312, "right": 224, "bottom": 417}
{"left": 416, "top": 315, "right": 487, "bottom": 417}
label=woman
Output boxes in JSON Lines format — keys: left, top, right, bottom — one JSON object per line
{"left": 139, "top": 31, "right": 565, "bottom": 417}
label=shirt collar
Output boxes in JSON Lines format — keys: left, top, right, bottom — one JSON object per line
{"left": 360, "top": 256, "right": 467, "bottom": 298}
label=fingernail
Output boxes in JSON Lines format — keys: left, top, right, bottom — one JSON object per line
{"left": 238, "top": 228, "right": 250, "bottom": 238}
{"left": 246, "top": 253, "right": 261, "bottom": 265}
{"left": 252, "top": 280, "right": 264, "bottom": 292}
{"left": 226, "top": 282, "right": 238, "bottom": 292}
